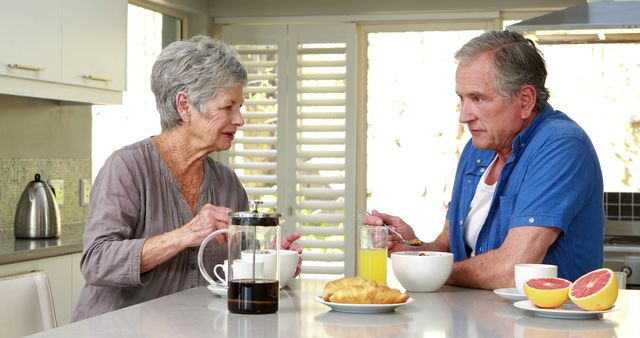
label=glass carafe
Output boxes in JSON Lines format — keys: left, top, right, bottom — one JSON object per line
{"left": 197, "top": 201, "right": 281, "bottom": 314}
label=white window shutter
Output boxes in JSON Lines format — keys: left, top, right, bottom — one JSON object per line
{"left": 221, "top": 24, "right": 356, "bottom": 278}
{"left": 287, "top": 24, "right": 356, "bottom": 277}
{"left": 220, "top": 25, "right": 287, "bottom": 211}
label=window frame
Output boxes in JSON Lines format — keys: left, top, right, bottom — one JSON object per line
{"left": 213, "top": 12, "right": 561, "bottom": 277}
{"left": 128, "top": 0, "right": 189, "bottom": 38}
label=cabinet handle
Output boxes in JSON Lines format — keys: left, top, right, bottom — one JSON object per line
{"left": 7, "top": 64, "right": 44, "bottom": 71}
{"left": 82, "top": 75, "right": 111, "bottom": 82}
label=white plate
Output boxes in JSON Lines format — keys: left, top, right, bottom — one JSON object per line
{"left": 494, "top": 288, "right": 528, "bottom": 302}
{"left": 314, "top": 295, "right": 413, "bottom": 314}
{"left": 513, "top": 300, "right": 619, "bottom": 319}
{"left": 207, "top": 284, "right": 228, "bottom": 298}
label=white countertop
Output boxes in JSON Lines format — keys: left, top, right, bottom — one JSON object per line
{"left": 26, "top": 278, "right": 638, "bottom": 338}
{"left": 0, "top": 233, "right": 83, "bottom": 265}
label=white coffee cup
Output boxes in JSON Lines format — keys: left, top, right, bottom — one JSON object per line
{"left": 241, "top": 249, "right": 299, "bottom": 288}
{"left": 514, "top": 263, "right": 557, "bottom": 295}
{"left": 213, "top": 259, "right": 264, "bottom": 285}
{"left": 213, "top": 259, "right": 231, "bottom": 285}
{"left": 614, "top": 271, "right": 627, "bottom": 289}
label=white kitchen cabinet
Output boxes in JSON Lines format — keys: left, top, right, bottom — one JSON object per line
{"left": 0, "top": 253, "right": 85, "bottom": 326}
{"left": 0, "top": 0, "right": 126, "bottom": 104}
{"left": 62, "top": 0, "right": 127, "bottom": 91}
{"left": 71, "top": 252, "right": 84, "bottom": 304}
{"left": 0, "top": 0, "right": 62, "bottom": 83}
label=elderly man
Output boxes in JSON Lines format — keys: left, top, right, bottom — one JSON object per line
{"left": 364, "top": 30, "right": 604, "bottom": 289}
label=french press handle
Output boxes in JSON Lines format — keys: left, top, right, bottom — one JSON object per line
{"left": 197, "top": 228, "right": 229, "bottom": 285}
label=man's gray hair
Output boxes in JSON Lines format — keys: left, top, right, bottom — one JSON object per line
{"left": 151, "top": 35, "right": 247, "bottom": 130}
{"left": 454, "top": 30, "right": 550, "bottom": 113}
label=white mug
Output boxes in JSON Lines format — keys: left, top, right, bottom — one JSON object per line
{"left": 242, "top": 250, "right": 272, "bottom": 277}
{"left": 241, "top": 249, "right": 299, "bottom": 288}
{"left": 213, "top": 259, "right": 264, "bottom": 285}
{"left": 514, "top": 263, "right": 557, "bottom": 295}
{"left": 614, "top": 271, "right": 627, "bottom": 289}
{"left": 213, "top": 259, "right": 231, "bottom": 285}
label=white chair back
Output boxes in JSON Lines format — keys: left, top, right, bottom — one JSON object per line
{"left": 0, "top": 270, "right": 57, "bottom": 337}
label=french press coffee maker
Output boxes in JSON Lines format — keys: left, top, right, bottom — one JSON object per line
{"left": 197, "top": 201, "right": 282, "bottom": 314}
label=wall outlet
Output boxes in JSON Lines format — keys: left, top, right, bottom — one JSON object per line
{"left": 80, "top": 178, "right": 91, "bottom": 206}
{"left": 48, "top": 179, "right": 64, "bottom": 206}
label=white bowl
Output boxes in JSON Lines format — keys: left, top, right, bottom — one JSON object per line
{"left": 391, "top": 251, "right": 453, "bottom": 292}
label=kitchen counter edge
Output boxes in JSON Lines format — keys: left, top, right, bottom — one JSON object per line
{"left": 0, "top": 233, "right": 84, "bottom": 265}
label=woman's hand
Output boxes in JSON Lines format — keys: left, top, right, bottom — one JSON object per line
{"left": 362, "top": 210, "right": 418, "bottom": 253}
{"left": 180, "top": 204, "right": 232, "bottom": 247}
{"left": 141, "top": 204, "right": 230, "bottom": 273}
{"left": 281, "top": 232, "right": 303, "bottom": 277}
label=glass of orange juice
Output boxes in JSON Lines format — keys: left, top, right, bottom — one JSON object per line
{"left": 358, "top": 224, "right": 388, "bottom": 285}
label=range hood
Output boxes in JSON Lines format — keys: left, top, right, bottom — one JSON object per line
{"left": 507, "top": 1, "right": 640, "bottom": 44}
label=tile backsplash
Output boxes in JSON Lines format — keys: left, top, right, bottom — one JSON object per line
{"left": 0, "top": 158, "right": 90, "bottom": 240}
{"left": 604, "top": 192, "right": 640, "bottom": 221}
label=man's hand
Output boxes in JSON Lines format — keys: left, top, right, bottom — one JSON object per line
{"left": 362, "top": 210, "right": 420, "bottom": 253}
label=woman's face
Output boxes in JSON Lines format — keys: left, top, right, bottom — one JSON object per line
{"left": 190, "top": 85, "right": 245, "bottom": 152}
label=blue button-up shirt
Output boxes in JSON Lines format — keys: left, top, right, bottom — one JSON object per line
{"left": 447, "top": 104, "right": 604, "bottom": 281}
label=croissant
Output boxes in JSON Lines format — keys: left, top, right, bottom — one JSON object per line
{"left": 323, "top": 276, "right": 409, "bottom": 304}
{"left": 329, "top": 284, "right": 376, "bottom": 304}
{"left": 323, "top": 276, "right": 370, "bottom": 301}
{"left": 370, "top": 285, "right": 409, "bottom": 304}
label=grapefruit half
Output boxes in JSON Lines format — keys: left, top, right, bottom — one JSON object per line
{"left": 569, "top": 268, "right": 618, "bottom": 311}
{"left": 523, "top": 277, "right": 572, "bottom": 308}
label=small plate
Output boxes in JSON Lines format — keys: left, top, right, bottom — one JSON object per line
{"left": 513, "top": 300, "right": 619, "bottom": 319}
{"left": 314, "top": 295, "right": 413, "bottom": 314}
{"left": 207, "top": 284, "right": 228, "bottom": 298}
{"left": 494, "top": 288, "right": 528, "bottom": 302}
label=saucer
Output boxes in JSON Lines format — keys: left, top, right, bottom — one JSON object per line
{"left": 207, "top": 284, "right": 228, "bottom": 298}
{"left": 494, "top": 288, "right": 528, "bottom": 302}
{"left": 513, "top": 300, "right": 619, "bottom": 319}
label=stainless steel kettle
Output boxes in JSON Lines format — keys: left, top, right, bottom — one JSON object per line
{"left": 14, "top": 173, "right": 61, "bottom": 239}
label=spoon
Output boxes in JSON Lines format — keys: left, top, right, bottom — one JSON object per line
{"left": 362, "top": 211, "right": 426, "bottom": 247}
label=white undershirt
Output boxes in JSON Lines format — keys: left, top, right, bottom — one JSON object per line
{"left": 463, "top": 156, "right": 497, "bottom": 257}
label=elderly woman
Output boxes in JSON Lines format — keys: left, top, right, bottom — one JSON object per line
{"left": 72, "top": 36, "right": 300, "bottom": 321}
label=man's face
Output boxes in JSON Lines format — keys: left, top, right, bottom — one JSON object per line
{"left": 455, "top": 53, "right": 529, "bottom": 156}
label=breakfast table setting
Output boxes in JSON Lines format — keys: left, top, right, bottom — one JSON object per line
{"left": 24, "top": 216, "right": 639, "bottom": 337}
{"left": 24, "top": 269, "right": 639, "bottom": 338}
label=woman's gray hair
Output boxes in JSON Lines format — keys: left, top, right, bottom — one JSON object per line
{"left": 151, "top": 35, "right": 247, "bottom": 130}
{"left": 454, "top": 30, "right": 550, "bottom": 113}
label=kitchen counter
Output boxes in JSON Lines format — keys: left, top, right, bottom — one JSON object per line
{"left": 0, "top": 232, "right": 83, "bottom": 265}
{"left": 26, "top": 279, "right": 638, "bottom": 338}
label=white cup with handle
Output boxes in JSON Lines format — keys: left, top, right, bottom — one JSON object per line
{"left": 213, "top": 259, "right": 231, "bottom": 286}
{"left": 614, "top": 271, "right": 627, "bottom": 289}
{"left": 213, "top": 259, "right": 264, "bottom": 286}
{"left": 514, "top": 263, "right": 557, "bottom": 295}
{"left": 242, "top": 249, "right": 299, "bottom": 289}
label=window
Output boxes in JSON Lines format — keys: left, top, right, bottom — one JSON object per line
{"left": 539, "top": 44, "right": 640, "bottom": 192}
{"left": 91, "top": 3, "right": 183, "bottom": 179}
{"left": 363, "top": 18, "right": 640, "bottom": 244}
{"left": 362, "top": 23, "right": 495, "bottom": 241}
{"left": 221, "top": 24, "right": 357, "bottom": 277}
{"left": 504, "top": 20, "right": 640, "bottom": 192}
